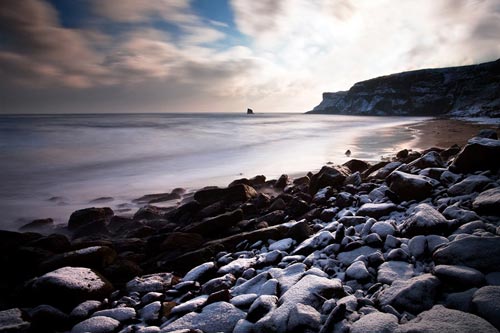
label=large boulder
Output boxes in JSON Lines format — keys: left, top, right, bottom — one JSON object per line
{"left": 350, "top": 311, "right": 399, "bottom": 333}
{"left": 31, "top": 267, "right": 113, "bottom": 310}
{"left": 67, "top": 207, "right": 113, "bottom": 231}
{"left": 447, "top": 175, "right": 492, "bottom": 196}
{"left": 473, "top": 187, "right": 500, "bottom": 216}
{"left": 194, "top": 184, "right": 258, "bottom": 206}
{"left": 472, "top": 286, "right": 500, "bottom": 330}
{"left": 451, "top": 137, "right": 500, "bottom": 173}
{"left": 433, "top": 236, "right": 500, "bottom": 273}
{"left": 309, "top": 166, "right": 350, "bottom": 194}
{"left": 399, "top": 203, "right": 453, "bottom": 237}
{"left": 433, "top": 265, "right": 485, "bottom": 289}
{"left": 378, "top": 273, "right": 440, "bottom": 314}
{"left": 397, "top": 305, "right": 498, "bottom": 333}
{"left": 182, "top": 209, "right": 243, "bottom": 237}
{"left": 387, "top": 171, "right": 433, "bottom": 201}
{"left": 408, "top": 151, "right": 445, "bottom": 169}
{"left": 160, "top": 301, "right": 245, "bottom": 333}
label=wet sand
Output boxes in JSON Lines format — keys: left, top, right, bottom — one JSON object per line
{"left": 408, "top": 118, "right": 499, "bottom": 150}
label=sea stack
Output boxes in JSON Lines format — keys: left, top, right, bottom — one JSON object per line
{"left": 247, "top": 108, "right": 254, "bottom": 114}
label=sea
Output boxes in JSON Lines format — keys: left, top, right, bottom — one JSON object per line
{"left": 0, "top": 113, "right": 427, "bottom": 230}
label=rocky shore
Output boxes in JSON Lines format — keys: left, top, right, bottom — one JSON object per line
{"left": 1, "top": 129, "right": 500, "bottom": 333}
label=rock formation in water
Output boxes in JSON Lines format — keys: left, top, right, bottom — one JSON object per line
{"left": 308, "top": 59, "right": 500, "bottom": 117}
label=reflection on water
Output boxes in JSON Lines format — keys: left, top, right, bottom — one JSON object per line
{"left": 0, "top": 113, "right": 427, "bottom": 228}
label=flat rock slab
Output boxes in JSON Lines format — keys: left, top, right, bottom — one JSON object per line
{"left": 32, "top": 267, "right": 113, "bottom": 310}
{"left": 379, "top": 273, "right": 440, "bottom": 314}
{"left": 160, "top": 301, "right": 245, "bottom": 333}
{"left": 396, "top": 305, "right": 498, "bottom": 333}
{"left": 433, "top": 236, "right": 500, "bottom": 273}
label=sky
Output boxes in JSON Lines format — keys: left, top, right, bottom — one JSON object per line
{"left": 0, "top": 0, "right": 499, "bottom": 114}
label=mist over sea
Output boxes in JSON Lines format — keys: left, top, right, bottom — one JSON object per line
{"left": 0, "top": 113, "right": 427, "bottom": 229}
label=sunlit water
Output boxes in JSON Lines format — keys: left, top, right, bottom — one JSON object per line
{"left": 0, "top": 113, "right": 427, "bottom": 229}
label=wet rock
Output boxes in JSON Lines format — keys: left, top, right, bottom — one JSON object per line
{"left": 368, "top": 161, "right": 402, "bottom": 179}
{"left": 71, "top": 316, "right": 120, "bottom": 333}
{"left": 378, "top": 274, "right": 440, "bottom": 314}
{"left": 39, "top": 245, "right": 116, "bottom": 273}
{"left": 387, "top": 171, "right": 433, "bottom": 201}
{"left": 183, "top": 262, "right": 217, "bottom": 282}
{"left": 343, "top": 159, "right": 370, "bottom": 173}
{"left": 274, "top": 174, "right": 291, "bottom": 189}
{"left": 133, "top": 192, "right": 181, "bottom": 204}
{"left": 451, "top": 137, "right": 500, "bottom": 173}
{"left": 473, "top": 187, "right": 500, "bottom": 216}
{"left": 433, "top": 236, "right": 500, "bottom": 272}
{"left": 0, "top": 308, "right": 30, "bottom": 332}
{"left": 161, "top": 301, "right": 245, "bottom": 333}
{"left": 433, "top": 265, "right": 485, "bottom": 289}
{"left": 19, "top": 218, "right": 54, "bottom": 232}
{"left": 397, "top": 305, "right": 498, "bottom": 333}
{"left": 68, "top": 207, "right": 113, "bottom": 231}
{"left": 159, "top": 232, "right": 204, "bottom": 253}
{"left": 134, "top": 205, "right": 170, "bottom": 220}
{"left": 309, "top": 166, "right": 349, "bottom": 194}
{"left": 399, "top": 203, "right": 452, "bottom": 237}
{"left": 183, "top": 209, "right": 243, "bottom": 237}
{"left": 408, "top": 151, "right": 444, "bottom": 169}
{"left": 28, "top": 233, "right": 71, "bottom": 253}
{"left": 194, "top": 184, "right": 258, "bottom": 206}
{"left": 472, "top": 286, "right": 500, "bottom": 330}
{"left": 31, "top": 266, "right": 113, "bottom": 310}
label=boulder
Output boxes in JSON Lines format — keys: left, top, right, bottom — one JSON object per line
{"left": 68, "top": 207, "right": 113, "bottom": 231}
{"left": 39, "top": 246, "right": 116, "bottom": 273}
{"left": 194, "top": 184, "right": 258, "bottom": 206}
{"left": 28, "top": 304, "right": 70, "bottom": 332}
{"left": 92, "top": 307, "right": 136, "bottom": 322}
{"left": 343, "top": 159, "right": 370, "bottom": 173}
{"left": 0, "top": 308, "right": 30, "bottom": 333}
{"left": 472, "top": 286, "right": 500, "bottom": 330}
{"left": 377, "top": 261, "right": 414, "bottom": 285}
{"left": 433, "top": 265, "right": 485, "bottom": 289}
{"left": 160, "top": 301, "right": 245, "bottom": 333}
{"left": 309, "top": 166, "right": 350, "bottom": 194}
{"left": 31, "top": 267, "right": 113, "bottom": 310}
{"left": 370, "top": 221, "right": 396, "bottom": 238}
{"left": 473, "top": 187, "right": 500, "bottom": 216}
{"left": 126, "top": 273, "right": 174, "bottom": 293}
{"left": 133, "top": 205, "right": 170, "bottom": 220}
{"left": 399, "top": 203, "right": 452, "bottom": 237}
{"left": 357, "top": 203, "right": 397, "bottom": 219}
{"left": 442, "top": 203, "right": 480, "bottom": 224}
{"left": 182, "top": 209, "right": 244, "bottom": 237}
{"left": 19, "top": 218, "right": 54, "bottom": 232}
{"left": 387, "top": 171, "right": 433, "bottom": 201}
{"left": 378, "top": 273, "right": 440, "bottom": 314}
{"left": 451, "top": 137, "right": 500, "bottom": 173}
{"left": 368, "top": 161, "right": 402, "bottom": 179}
{"left": 350, "top": 311, "right": 399, "bottom": 333}
{"left": 433, "top": 236, "right": 500, "bottom": 272}
{"left": 71, "top": 316, "right": 120, "bottom": 333}
{"left": 447, "top": 175, "right": 492, "bottom": 196}
{"left": 345, "top": 261, "right": 370, "bottom": 280}
{"left": 408, "top": 151, "right": 445, "bottom": 169}
{"left": 397, "top": 305, "right": 498, "bottom": 333}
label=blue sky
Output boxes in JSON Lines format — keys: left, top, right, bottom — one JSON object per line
{"left": 0, "top": 0, "right": 499, "bottom": 113}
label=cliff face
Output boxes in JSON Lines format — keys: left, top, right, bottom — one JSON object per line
{"left": 308, "top": 59, "right": 500, "bottom": 117}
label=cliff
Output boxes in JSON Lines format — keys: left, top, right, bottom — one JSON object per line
{"left": 308, "top": 59, "right": 500, "bottom": 117}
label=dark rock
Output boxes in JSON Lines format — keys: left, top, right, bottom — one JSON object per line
{"left": 433, "top": 236, "right": 500, "bottom": 272}
{"left": 166, "top": 201, "right": 202, "bottom": 224}
{"left": 378, "top": 273, "right": 440, "bottom": 314}
{"left": 357, "top": 203, "right": 397, "bottom": 218}
{"left": 19, "top": 218, "right": 54, "bottom": 232}
{"left": 133, "top": 191, "right": 181, "bottom": 204}
{"left": 268, "top": 198, "right": 286, "bottom": 212}
{"left": 397, "top": 305, "right": 498, "bottom": 333}
{"left": 183, "top": 209, "right": 243, "bottom": 237}
{"left": 133, "top": 205, "right": 170, "bottom": 220}
{"left": 39, "top": 245, "right": 117, "bottom": 273}
{"left": 368, "top": 161, "right": 402, "bottom": 179}
{"left": 440, "top": 144, "right": 461, "bottom": 161}
{"left": 194, "top": 184, "right": 258, "bottom": 206}
{"left": 255, "top": 210, "right": 285, "bottom": 226}
{"left": 206, "top": 289, "right": 231, "bottom": 305}
{"left": 473, "top": 187, "right": 500, "bottom": 216}
{"left": 274, "top": 174, "right": 291, "bottom": 189}
{"left": 444, "top": 288, "right": 477, "bottom": 312}
{"left": 396, "top": 149, "right": 409, "bottom": 159}
{"left": 387, "top": 171, "right": 433, "bottom": 201}
{"left": 343, "top": 159, "right": 370, "bottom": 173}
{"left": 477, "top": 129, "right": 498, "bottom": 139}
{"left": 67, "top": 207, "right": 113, "bottom": 231}
{"left": 286, "top": 197, "right": 310, "bottom": 217}
{"left": 399, "top": 203, "right": 452, "bottom": 237}
{"left": 28, "top": 304, "right": 70, "bottom": 332}
{"left": 309, "top": 166, "right": 350, "bottom": 194}
{"left": 338, "top": 216, "right": 366, "bottom": 227}
{"left": 28, "top": 233, "right": 71, "bottom": 253}
{"left": 408, "top": 151, "right": 444, "bottom": 169}
{"left": 448, "top": 175, "right": 492, "bottom": 196}
{"left": 433, "top": 265, "right": 485, "bottom": 289}
{"left": 102, "top": 259, "right": 143, "bottom": 286}
{"left": 31, "top": 266, "right": 113, "bottom": 310}
{"left": 451, "top": 137, "right": 500, "bottom": 173}
{"left": 0, "top": 308, "right": 30, "bottom": 333}
{"left": 197, "top": 201, "right": 226, "bottom": 219}
{"left": 247, "top": 295, "right": 278, "bottom": 323}
{"left": 362, "top": 161, "right": 389, "bottom": 178}
{"left": 472, "top": 286, "right": 500, "bottom": 330}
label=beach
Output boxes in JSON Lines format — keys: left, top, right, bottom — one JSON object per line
{"left": 0, "top": 116, "right": 499, "bottom": 332}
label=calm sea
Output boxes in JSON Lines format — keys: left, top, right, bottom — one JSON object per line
{"left": 0, "top": 113, "right": 426, "bottom": 229}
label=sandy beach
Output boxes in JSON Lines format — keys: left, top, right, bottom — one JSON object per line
{"left": 408, "top": 118, "right": 499, "bottom": 150}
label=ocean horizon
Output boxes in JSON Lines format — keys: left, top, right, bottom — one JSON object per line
{"left": 0, "top": 113, "right": 427, "bottom": 229}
